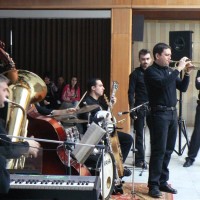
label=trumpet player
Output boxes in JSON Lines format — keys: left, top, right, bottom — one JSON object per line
{"left": 0, "top": 74, "right": 40, "bottom": 194}
{"left": 144, "top": 42, "right": 193, "bottom": 198}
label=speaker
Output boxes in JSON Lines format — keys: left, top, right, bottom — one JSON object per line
{"left": 169, "top": 31, "right": 193, "bottom": 61}
{"left": 132, "top": 15, "right": 144, "bottom": 41}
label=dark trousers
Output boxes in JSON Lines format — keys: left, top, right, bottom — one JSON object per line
{"left": 118, "top": 131, "right": 133, "bottom": 162}
{"left": 187, "top": 105, "right": 200, "bottom": 162}
{"left": 133, "top": 109, "right": 150, "bottom": 163}
{"left": 0, "top": 156, "right": 10, "bottom": 194}
{"left": 148, "top": 110, "right": 177, "bottom": 187}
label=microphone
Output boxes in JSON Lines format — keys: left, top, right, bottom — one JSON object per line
{"left": 118, "top": 111, "right": 129, "bottom": 116}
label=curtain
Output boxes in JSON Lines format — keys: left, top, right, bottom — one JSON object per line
{"left": 0, "top": 18, "right": 111, "bottom": 97}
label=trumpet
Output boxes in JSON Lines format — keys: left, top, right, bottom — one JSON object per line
{"left": 170, "top": 60, "right": 200, "bottom": 70}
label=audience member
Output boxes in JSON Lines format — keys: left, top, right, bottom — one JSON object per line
{"left": 55, "top": 76, "right": 66, "bottom": 106}
{"left": 40, "top": 73, "right": 58, "bottom": 109}
{"left": 61, "top": 76, "right": 80, "bottom": 108}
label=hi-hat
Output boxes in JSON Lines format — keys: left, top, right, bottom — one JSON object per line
{"left": 61, "top": 118, "right": 88, "bottom": 123}
{"left": 76, "top": 104, "right": 99, "bottom": 114}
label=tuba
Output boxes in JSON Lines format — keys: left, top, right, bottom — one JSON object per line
{"left": 6, "top": 70, "right": 47, "bottom": 169}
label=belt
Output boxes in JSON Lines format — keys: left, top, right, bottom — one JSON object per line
{"left": 150, "top": 105, "right": 176, "bottom": 112}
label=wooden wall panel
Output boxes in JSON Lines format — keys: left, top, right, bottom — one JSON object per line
{"left": 132, "top": 0, "right": 200, "bottom": 8}
{"left": 111, "top": 8, "right": 132, "bottom": 133}
{"left": 132, "top": 20, "right": 200, "bottom": 126}
{"left": 0, "top": 0, "right": 132, "bottom": 9}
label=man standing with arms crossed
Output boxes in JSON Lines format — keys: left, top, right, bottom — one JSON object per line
{"left": 128, "top": 49, "right": 152, "bottom": 169}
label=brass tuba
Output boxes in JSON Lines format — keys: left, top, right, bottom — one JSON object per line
{"left": 6, "top": 70, "right": 47, "bottom": 169}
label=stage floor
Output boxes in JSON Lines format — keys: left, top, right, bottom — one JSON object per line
{"left": 123, "top": 127, "right": 200, "bottom": 200}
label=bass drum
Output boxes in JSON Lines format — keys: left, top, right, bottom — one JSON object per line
{"left": 96, "top": 152, "right": 116, "bottom": 200}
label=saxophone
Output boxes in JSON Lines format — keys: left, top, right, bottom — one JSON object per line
{"left": 104, "top": 81, "right": 124, "bottom": 178}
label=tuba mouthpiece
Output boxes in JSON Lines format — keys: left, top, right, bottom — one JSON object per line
{"left": 4, "top": 97, "right": 12, "bottom": 103}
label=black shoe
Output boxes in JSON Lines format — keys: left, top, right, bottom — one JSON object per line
{"left": 148, "top": 186, "right": 162, "bottom": 198}
{"left": 123, "top": 166, "right": 132, "bottom": 177}
{"left": 159, "top": 184, "right": 177, "bottom": 194}
{"left": 135, "top": 161, "right": 148, "bottom": 169}
{"left": 183, "top": 159, "right": 193, "bottom": 167}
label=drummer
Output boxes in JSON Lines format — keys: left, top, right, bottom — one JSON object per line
{"left": 33, "top": 103, "right": 77, "bottom": 117}
{"left": 79, "top": 78, "right": 133, "bottom": 177}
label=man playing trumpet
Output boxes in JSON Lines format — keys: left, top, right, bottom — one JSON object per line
{"left": 144, "top": 42, "right": 193, "bottom": 198}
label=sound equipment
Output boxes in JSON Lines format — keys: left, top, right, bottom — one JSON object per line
{"left": 2, "top": 174, "right": 101, "bottom": 200}
{"left": 132, "top": 15, "right": 144, "bottom": 41}
{"left": 169, "top": 31, "right": 193, "bottom": 60}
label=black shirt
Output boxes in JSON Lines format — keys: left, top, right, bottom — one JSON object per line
{"left": 128, "top": 66, "right": 149, "bottom": 108}
{"left": 0, "top": 119, "right": 29, "bottom": 159}
{"left": 196, "top": 71, "right": 200, "bottom": 100}
{"left": 79, "top": 95, "right": 107, "bottom": 133}
{"left": 144, "top": 62, "right": 190, "bottom": 107}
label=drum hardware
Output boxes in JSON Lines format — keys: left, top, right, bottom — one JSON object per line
{"left": 53, "top": 104, "right": 99, "bottom": 121}
{"left": 60, "top": 118, "right": 88, "bottom": 124}
{"left": 100, "top": 131, "right": 123, "bottom": 199}
{"left": 64, "top": 126, "right": 81, "bottom": 150}
{"left": 76, "top": 104, "right": 100, "bottom": 114}
{"left": 63, "top": 141, "right": 73, "bottom": 175}
{"left": 71, "top": 140, "right": 106, "bottom": 200}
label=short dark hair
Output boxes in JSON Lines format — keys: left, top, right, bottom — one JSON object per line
{"left": 0, "top": 74, "right": 9, "bottom": 84}
{"left": 138, "top": 49, "right": 151, "bottom": 59}
{"left": 87, "top": 78, "right": 101, "bottom": 92}
{"left": 153, "top": 43, "right": 171, "bottom": 60}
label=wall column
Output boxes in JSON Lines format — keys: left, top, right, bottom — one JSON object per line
{"left": 111, "top": 8, "right": 132, "bottom": 133}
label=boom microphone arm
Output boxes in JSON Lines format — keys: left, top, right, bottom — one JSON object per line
{"left": 118, "top": 102, "right": 149, "bottom": 116}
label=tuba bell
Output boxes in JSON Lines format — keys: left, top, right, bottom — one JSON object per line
{"left": 6, "top": 70, "right": 47, "bottom": 169}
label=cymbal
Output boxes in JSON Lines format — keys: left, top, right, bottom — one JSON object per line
{"left": 61, "top": 118, "right": 88, "bottom": 123}
{"left": 76, "top": 104, "right": 100, "bottom": 114}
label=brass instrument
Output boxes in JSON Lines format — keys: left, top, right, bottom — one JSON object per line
{"left": 6, "top": 70, "right": 47, "bottom": 169}
{"left": 170, "top": 60, "right": 200, "bottom": 70}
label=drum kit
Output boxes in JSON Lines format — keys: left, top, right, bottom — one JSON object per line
{"left": 54, "top": 104, "right": 121, "bottom": 200}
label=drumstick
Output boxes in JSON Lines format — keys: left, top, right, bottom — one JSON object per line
{"left": 75, "top": 91, "right": 87, "bottom": 109}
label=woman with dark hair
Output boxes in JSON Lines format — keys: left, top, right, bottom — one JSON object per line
{"left": 61, "top": 76, "right": 80, "bottom": 108}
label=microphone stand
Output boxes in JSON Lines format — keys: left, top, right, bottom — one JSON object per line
{"left": 118, "top": 102, "right": 149, "bottom": 116}
{"left": 118, "top": 102, "right": 149, "bottom": 199}
{"left": 138, "top": 104, "right": 148, "bottom": 177}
